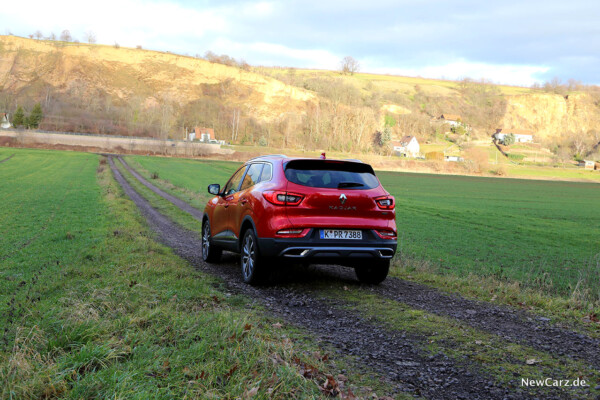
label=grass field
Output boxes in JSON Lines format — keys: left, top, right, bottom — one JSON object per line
{"left": 262, "top": 67, "right": 534, "bottom": 96}
{"left": 125, "top": 155, "right": 600, "bottom": 304}
{"left": 0, "top": 149, "right": 390, "bottom": 399}
{"left": 376, "top": 172, "right": 600, "bottom": 296}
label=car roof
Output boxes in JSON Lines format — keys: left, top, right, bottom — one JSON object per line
{"left": 246, "top": 155, "right": 364, "bottom": 164}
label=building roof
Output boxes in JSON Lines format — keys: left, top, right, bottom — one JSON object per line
{"left": 399, "top": 135, "right": 416, "bottom": 145}
{"left": 495, "top": 128, "right": 534, "bottom": 136}
{"left": 440, "top": 114, "right": 462, "bottom": 121}
{"left": 390, "top": 141, "right": 404, "bottom": 147}
{"left": 194, "top": 127, "right": 215, "bottom": 140}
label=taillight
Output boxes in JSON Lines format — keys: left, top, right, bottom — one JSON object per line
{"left": 263, "top": 191, "right": 304, "bottom": 206}
{"left": 375, "top": 196, "right": 395, "bottom": 210}
{"left": 276, "top": 228, "right": 309, "bottom": 238}
{"left": 375, "top": 229, "right": 397, "bottom": 239}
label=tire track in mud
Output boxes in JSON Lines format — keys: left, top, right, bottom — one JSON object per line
{"left": 371, "top": 278, "right": 600, "bottom": 370}
{"left": 117, "top": 156, "right": 204, "bottom": 220}
{"left": 0, "top": 153, "right": 15, "bottom": 164}
{"left": 109, "top": 156, "right": 547, "bottom": 400}
{"left": 116, "top": 155, "right": 600, "bottom": 372}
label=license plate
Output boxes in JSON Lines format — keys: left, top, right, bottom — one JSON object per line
{"left": 320, "top": 230, "right": 362, "bottom": 240}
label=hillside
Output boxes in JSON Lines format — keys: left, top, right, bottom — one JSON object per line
{"left": 1, "top": 35, "right": 599, "bottom": 160}
{"left": 0, "top": 35, "right": 315, "bottom": 139}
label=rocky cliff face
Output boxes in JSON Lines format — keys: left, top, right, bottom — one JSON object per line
{"left": 500, "top": 93, "right": 600, "bottom": 139}
{"left": 0, "top": 35, "right": 315, "bottom": 122}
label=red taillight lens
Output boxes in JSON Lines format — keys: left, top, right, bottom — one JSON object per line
{"left": 276, "top": 228, "right": 309, "bottom": 237}
{"left": 375, "top": 229, "right": 397, "bottom": 239}
{"left": 375, "top": 196, "right": 395, "bottom": 210}
{"left": 263, "top": 191, "right": 304, "bottom": 206}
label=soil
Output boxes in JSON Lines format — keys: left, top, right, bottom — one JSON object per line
{"left": 108, "top": 156, "right": 598, "bottom": 399}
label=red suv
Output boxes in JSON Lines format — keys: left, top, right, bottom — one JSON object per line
{"left": 202, "top": 155, "right": 397, "bottom": 284}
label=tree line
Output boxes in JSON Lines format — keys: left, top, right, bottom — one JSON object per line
{"left": 11, "top": 104, "right": 43, "bottom": 129}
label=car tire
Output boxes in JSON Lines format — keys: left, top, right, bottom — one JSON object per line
{"left": 202, "top": 221, "right": 222, "bottom": 263}
{"left": 354, "top": 259, "right": 390, "bottom": 284}
{"left": 240, "top": 229, "right": 268, "bottom": 285}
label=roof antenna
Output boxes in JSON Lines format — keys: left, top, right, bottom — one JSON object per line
{"left": 320, "top": 152, "right": 326, "bottom": 159}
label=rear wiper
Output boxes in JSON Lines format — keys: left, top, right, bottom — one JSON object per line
{"left": 338, "top": 181, "right": 365, "bottom": 188}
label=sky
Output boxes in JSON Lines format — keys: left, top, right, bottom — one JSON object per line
{"left": 2, "top": 0, "right": 599, "bottom": 86}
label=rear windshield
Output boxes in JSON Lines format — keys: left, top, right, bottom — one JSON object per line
{"left": 284, "top": 160, "right": 379, "bottom": 189}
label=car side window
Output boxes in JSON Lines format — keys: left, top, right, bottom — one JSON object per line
{"left": 240, "top": 163, "right": 264, "bottom": 191}
{"left": 223, "top": 166, "right": 247, "bottom": 196}
{"left": 259, "top": 163, "right": 272, "bottom": 182}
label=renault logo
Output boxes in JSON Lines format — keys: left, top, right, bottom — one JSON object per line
{"left": 339, "top": 194, "right": 347, "bottom": 204}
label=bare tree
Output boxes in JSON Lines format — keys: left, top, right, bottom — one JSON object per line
{"left": 60, "top": 30, "right": 72, "bottom": 42}
{"left": 231, "top": 109, "right": 240, "bottom": 142}
{"left": 85, "top": 30, "right": 97, "bottom": 44}
{"left": 340, "top": 56, "right": 360, "bottom": 75}
{"left": 48, "top": 32, "right": 56, "bottom": 41}
{"left": 34, "top": 30, "right": 43, "bottom": 40}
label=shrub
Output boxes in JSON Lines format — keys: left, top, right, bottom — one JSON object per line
{"left": 465, "top": 148, "right": 489, "bottom": 173}
{"left": 491, "top": 165, "right": 507, "bottom": 176}
{"left": 507, "top": 153, "right": 525, "bottom": 161}
{"left": 503, "top": 133, "right": 516, "bottom": 146}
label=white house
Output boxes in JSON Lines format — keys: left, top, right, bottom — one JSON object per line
{"left": 494, "top": 128, "right": 534, "bottom": 144}
{"left": 578, "top": 160, "right": 596, "bottom": 170}
{"left": 1, "top": 113, "right": 11, "bottom": 129}
{"left": 391, "top": 135, "right": 420, "bottom": 157}
{"left": 439, "top": 114, "right": 462, "bottom": 127}
{"left": 189, "top": 127, "right": 225, "bottom": 145}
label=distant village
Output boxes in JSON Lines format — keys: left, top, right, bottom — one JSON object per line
{"left": 388, "top": 113, "right": 533, "bottom": 163}
{"left": 1, "top": 112, "right": 598, "bottom": 170}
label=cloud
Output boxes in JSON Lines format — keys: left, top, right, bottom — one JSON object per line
{"left": 210, "top": 38, "right": 340, "bottom": 69}
{"left": 0, "top": 0, "right": 228, "bottom": 47}
{"left": 1, "top": 0, "right": 598, "bottom": 85}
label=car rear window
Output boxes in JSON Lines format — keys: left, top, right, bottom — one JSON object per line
{"left": 284, "top": 160, "right": 379, "bottom": 189}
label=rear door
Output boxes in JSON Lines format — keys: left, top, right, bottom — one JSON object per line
{"left": 284, "top": 160, "right": 392, "bottom": 230}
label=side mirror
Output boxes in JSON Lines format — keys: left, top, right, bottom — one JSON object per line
{"left": 208, "top": 184, "right": 221, "bottom": 196}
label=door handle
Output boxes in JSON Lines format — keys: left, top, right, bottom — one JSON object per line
{"left": 240, "top": 198, "right": 248, "bottom": 205}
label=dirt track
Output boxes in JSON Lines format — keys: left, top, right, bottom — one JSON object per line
{"left": 0, "top": 153, "right": 15, "bottom": 164}
{"left": 109, "top": 155, "right": 598, "bottom": 399}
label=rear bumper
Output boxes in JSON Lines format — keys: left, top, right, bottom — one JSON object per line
{"left": 257, "top": 228, "right": 397, "bottom": 262}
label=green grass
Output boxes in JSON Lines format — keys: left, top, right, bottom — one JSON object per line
{"left": 0, "top": 149, "right": 399, "bottom": 399}
{"left": 0, "top": 148, "right": 13, "bottom": 158}
{"left": 377, "top": 171, "right": 600, "bottom": 298}
{"left": 128, "top": 156, "right": 240, "bottom": 209}
{"left": 122, "top": 155, "right": 600, "bottom": 305}
{"left": 506, "top": 164, "right": 600, "bottom": 181}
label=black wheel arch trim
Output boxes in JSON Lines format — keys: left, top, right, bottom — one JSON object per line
{"left": 239, "top": 215, "right": 258, "bottom": 248}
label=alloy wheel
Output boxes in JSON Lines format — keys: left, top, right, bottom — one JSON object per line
{"left": 202, "top": 224, "right": 210, "bottom": 259}
{"left": 242, "top": 234, "right": 255, "bottom": 279}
